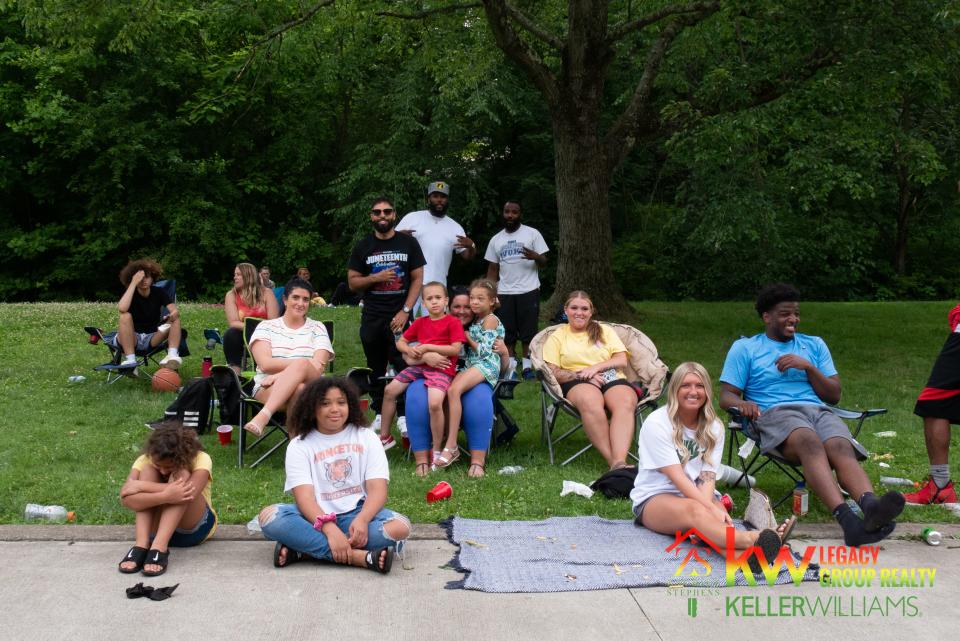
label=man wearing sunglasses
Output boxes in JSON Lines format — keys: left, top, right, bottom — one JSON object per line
{"left": 348, "top": 196, "right": 426, "bottom": 440}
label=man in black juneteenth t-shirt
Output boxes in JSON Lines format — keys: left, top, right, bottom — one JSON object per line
{"left": 347, "top": 196, "right": 426, "bottom": 446}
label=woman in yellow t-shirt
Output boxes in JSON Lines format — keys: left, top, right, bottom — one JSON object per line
{"left": 117, "top": 422, "right": 217, "bottom": 577}
{"left": 543, "top": 291, "right": 638, "bottom": 470}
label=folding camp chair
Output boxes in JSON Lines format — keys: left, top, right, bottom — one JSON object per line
{"left": 724, "top": 405, "right": 888, "bottom": 508}
{"left": 530, "top": 322, "right": 669, "bottom": 465}
{"left": 209, "top": 365, "right": 288, "bottom": 468}
{"left": 85, "top": 279, "right": 190, "bottom": 383}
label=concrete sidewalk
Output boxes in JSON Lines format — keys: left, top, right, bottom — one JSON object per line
{"left": 2, "top": 523, "right": 959, "bottom": 641}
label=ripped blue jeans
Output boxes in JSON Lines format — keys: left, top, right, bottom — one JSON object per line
{"left": 259, "top": 501, "right": 409, "bottom": 560}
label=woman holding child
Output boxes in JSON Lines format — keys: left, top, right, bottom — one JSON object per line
{"left": 243, "top": 277, "right": 333, "bottom": 436}
{"left": 543, "top": 290, "right": 638, "bottom": 470}
{"left": 632, "top": 362, "right": 795, "bottom": 567}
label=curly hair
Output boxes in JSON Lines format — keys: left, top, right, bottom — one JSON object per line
{"left": 119, "top": 258, "right": 163, "bottom": 287}
{"left": 469, "top": 278, "right": 499, "bottom": 311}
{"left": 564, "top": 290, "right": 603, "bottom": 345}
{"left": 143, "top": 421, "right": 204, "bottom": 473}
{"left": 287, "top": 377, "right": 370, "bottom": 439}
{"left": 755, "top": 283, "right": 800, "bottom": 317}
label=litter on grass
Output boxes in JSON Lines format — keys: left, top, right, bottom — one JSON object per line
{"left": 560, "top": 480, "right": 594, "bottom": 498}
{"left": 875, "top": 431, "right": 897, "bottom": 438}
{"left": 878, "top": 462, "right": 891, "bottom": 468}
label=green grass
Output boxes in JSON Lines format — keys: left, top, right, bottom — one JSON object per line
{"left": 1, "top": 300, "right": 958, "bottom": 526}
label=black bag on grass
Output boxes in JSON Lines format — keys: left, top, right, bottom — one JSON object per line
{"left": 212, "top": 374, "right": 241, "bottom": 426}
{"left": 160, "top": 377, "right": 213, "bottom": 434}
{"left": 591, "top": 467, "right": 638, "bottom": 499}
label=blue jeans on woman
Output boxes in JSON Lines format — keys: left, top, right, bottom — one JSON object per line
{"left": 260, "top": 501, "right": 408, "bottom": 560}
{"left": 404, "top": 377, "right": 494, "bottom": 452}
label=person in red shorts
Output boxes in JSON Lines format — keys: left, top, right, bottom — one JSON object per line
{"left": 906, "top": 303, "right": 960, "bottom": 504}
{"left": 378, "top": 282, "right": 464, "bottom": 469}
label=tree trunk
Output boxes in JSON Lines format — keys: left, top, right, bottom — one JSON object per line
{"left": 544, "top": 121, "right": 632, "bottom": 321}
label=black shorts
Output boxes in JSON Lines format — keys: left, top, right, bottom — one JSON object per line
{"left": 498, "top": 289, "right": 540, "bottom": 345}
{"left": 560, "top": 378, "right": 633, "bottom": 398}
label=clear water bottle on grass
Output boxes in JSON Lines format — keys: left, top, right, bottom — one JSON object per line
{"left": 24, "top": 504, "right": 75, "bottom": 523}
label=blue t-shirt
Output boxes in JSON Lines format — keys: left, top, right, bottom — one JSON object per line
{"left": 719, "top": 333, "right": 837, "bottom": 411}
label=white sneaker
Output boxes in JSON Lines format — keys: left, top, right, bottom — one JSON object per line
{"left": 397, "top": 416, "right": 408, "bottom": 436}
{"left": 370, "top": 414, "right": 382, "bottom": 432}
{"left": 159, "top": 354, "right": 182, "bottom": 370}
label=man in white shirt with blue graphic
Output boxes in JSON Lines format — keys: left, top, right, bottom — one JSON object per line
{"left": 485, "top": 200, "right": 548, "bottom": 380}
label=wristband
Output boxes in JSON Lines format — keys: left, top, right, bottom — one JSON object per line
{"left": 313, "top": 513, "right": 337, "bottom": 531}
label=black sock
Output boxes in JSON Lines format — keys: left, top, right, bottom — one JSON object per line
{"left": 861, "top": 491, "right": 905, "bottom": 533}
{"left": 834, "top": 503, "right": 896, "bottom": 546}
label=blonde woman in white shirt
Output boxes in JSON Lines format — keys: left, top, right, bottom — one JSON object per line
{"left": 631, "top": 362, "right": 795, "bottom": 566}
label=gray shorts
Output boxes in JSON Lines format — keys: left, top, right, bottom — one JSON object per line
{"left": 756, "top": 404, "right": 867, "bottom": 460}
{"left": 106, "top": 331, "right": 157, "bottom": 353}
{"left": 632, "top": 499, "right": 650, "bottom": 526}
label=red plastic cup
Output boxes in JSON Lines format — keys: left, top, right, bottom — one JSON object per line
{"left": 720, "top": 493, "right": 734, "bottom": 513}
{"left": 360, "top": 398, "right": 369, "bottom": 413}
{"left": 216, "top": 424, "right": 233, "bottom": 446}
{"left": 426, "top": 481, "right": 452, "bottom": 503}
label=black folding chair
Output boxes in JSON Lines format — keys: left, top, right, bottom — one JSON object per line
{"left": 724, "top": 405, "right": 888, "bottom": 508}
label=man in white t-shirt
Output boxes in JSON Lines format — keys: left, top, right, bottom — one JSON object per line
{"left": 396, "top": 181, "right": 476, "bottom": 315}
{"left": 485, "top": 200, "right": 548, "bottom": 379}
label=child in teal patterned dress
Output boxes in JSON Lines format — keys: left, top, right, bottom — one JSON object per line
{"left": 441, "top": 279, "right": 504, "bottom": 476}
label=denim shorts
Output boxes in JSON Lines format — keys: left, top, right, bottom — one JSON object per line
{"left": 166, "top": 504, "right": 218, "bottom": 547}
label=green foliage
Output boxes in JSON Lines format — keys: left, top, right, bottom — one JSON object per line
{"left": 0, "top": 0, "right": 958, "bottom": 302}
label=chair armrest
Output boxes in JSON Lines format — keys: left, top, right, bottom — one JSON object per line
{"left": 827, "top": 406, "right": 888, "bottom": 420}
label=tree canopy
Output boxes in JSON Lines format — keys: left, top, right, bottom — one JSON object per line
{"left": 1, "top": 0, "right": 958, "bottom": 306}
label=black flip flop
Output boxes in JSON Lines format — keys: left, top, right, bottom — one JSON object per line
{"left": 748, "top": 529, "right": 783, "bottom": 575}
{"left": 273, "top": 542, "right": 305, "bottom": 568}
{"left": 141, "top": 549, "right": 169, "bottom": 577}
{"left": 364, "top": 547, "right": 394, "bottom": 574}
{"left": 118, "top": 546, "right": 148, "bottom": 574}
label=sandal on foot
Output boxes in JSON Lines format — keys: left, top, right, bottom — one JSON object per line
{"left": 273, "top": 542, "right": 304, "bottom": 568}
{"left": 141, "top": 549, "right": 169, "bottom": 577}
{"left": 747, "top": 529, "right": 783, "bottom": 574}
{"left": 364, "top": 547, "right": 394, "bottom": 574}
{"left": 118, "top": 546, "right": 148, "bottom": 574}
{"left": 244, "top": 420, "right": 265, "bottom": 437}
{"left": 468, "top": 463, "right": 485, "bottom": 478}
{"left": 415, "top": 462, "right": 431, "bottom": 477}
{"left": 434, "top": 447, "right": 460, "bottom": 469}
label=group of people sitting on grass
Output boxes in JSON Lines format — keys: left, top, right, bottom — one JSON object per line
{"left": 113, "top": 256, "right": 952, "bottom": 580}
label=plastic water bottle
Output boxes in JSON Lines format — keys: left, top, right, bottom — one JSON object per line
{"left": 202, "top": 356, "right": 213, "bottom": 377}
{"left": 498, "top": 466, "right": 525, "bottom": 475}
{"left": 24, "top": 504, "right": 75, "bottom": 523}
{"left": 67, "top": 375, "right": 86, "bottom": 383}
{"left": 879, "top": 476, "right": 917, "bottom": 487}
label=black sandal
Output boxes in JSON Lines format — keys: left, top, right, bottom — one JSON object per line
{"left": 364, "top": 547, "right": 394, "bottom": 574}
{"left": 118, "top": 546, "right": 148, "bottom": 574}
{"left": 141, "top": 549, "right": 169, "bottom": 577}
{"left": 273, "top": 542, "right": 305, "bottom": 568}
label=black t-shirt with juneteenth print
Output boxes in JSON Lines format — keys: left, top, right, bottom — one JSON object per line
{"left": 347, "top": 232, "right": 426, "bottom": 319}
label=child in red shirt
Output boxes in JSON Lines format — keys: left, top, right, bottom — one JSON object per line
{"left": 379, "top": 282, "right": 464, "bottom": 469}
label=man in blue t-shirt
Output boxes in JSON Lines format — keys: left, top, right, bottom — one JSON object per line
{"left": 720, "top": 283, "right": 903, "bottom": 547}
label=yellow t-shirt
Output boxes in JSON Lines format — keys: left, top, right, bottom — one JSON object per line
{"left": 132, "top": 451, "right": 214, "bottom": 509}
{"left": 542, "top": 324, "right": 628, "bottom": 379}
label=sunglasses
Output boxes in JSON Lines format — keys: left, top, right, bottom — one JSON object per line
{"left": 370, "top": 208, "right": 394, "bottom": 216}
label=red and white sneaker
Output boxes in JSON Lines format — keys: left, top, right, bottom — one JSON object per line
{"left": 904, "top": 477, "right": 957, "bottom": 504}
{"left": 380, "top": 434, "right": 396, "bottom": 451}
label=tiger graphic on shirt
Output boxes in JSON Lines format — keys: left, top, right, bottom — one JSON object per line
{"left": 324, "top": 457, "right": 353, "bottom": 488}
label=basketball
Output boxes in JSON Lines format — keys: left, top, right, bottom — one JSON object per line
{"left": 151, "top": 368, "right": 181, "bottom": 392}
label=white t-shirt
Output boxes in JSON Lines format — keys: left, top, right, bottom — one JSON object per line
{"left": 484, "top": 224, "right": 549, "bottom": 294}
{"left": 284, "top": 425, "right": 389, "bottom": 515}
{"left": 396, "top": 209, "right": 466, "bottom": 286}
{"left": 630, "top": 406, "right": 724, "bottom": 509}
{"left": 249, "top": 317, "right": 333, "bottom": 388}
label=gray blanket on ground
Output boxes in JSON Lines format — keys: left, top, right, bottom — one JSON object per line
{"left": 443, "top": 515, "right": 818, "bottom": 593}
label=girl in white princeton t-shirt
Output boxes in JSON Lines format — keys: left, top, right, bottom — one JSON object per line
{"left": 258, "top": 377, "right": 411, "bottom": 574}
{"left": 631, "top": 362, "right": 796, "bottom": 556}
